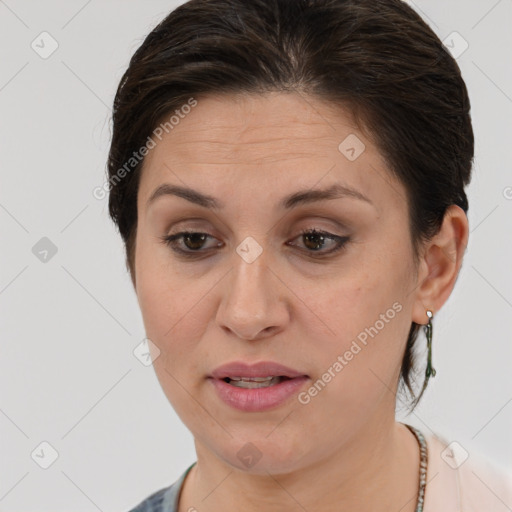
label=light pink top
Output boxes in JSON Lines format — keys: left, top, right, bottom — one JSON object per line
{"left": 423, "top": 431, "right": 512, "bottom": 511}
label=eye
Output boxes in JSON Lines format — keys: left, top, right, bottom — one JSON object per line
{"left": 160, "top": 231, "right": 222, "bottom": 255}
{"left": 160, "top": 228, "right": 349, "bottom": 259}
{"left": 287, "top": 228, "right": 350, "bottom": 257}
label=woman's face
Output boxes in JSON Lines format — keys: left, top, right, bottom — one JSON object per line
{"left": 134, "top": 92, "right": 424, "bottom": 473}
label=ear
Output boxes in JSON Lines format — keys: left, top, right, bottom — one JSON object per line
{"left": 411, "top": 204, "right": 469, "bottom": 325}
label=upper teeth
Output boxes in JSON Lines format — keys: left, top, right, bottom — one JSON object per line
{"left": 227, "top": 376, "right": 282, "bottom": 389}
{"left": 228, "top": 376, "right": 278, "bottom": 382}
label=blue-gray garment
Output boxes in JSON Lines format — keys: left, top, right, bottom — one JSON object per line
{"left": 128, "top": 462, "right": 197, "bottom": 512}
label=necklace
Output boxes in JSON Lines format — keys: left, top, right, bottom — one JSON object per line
{"left": 404, "top": 424, "right": 428, "bottom": 512}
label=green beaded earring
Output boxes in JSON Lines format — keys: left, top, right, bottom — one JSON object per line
{"left": 424, "top": 309, "right": 436, "bottom": 380}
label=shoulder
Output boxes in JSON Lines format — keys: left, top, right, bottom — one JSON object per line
{"left": 457, "top": 446, "right": 512, "bottom": 511}
{"left": 127, "top": 483, "right": 176, "bottom": 512}
{"left": 125, "top": 462, "right": 196, "bottom": 512}
{"left": 424, "top": 431, "right": 512, "bottom": 512}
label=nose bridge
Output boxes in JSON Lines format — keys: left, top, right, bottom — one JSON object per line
{"left": 217, "top": 237, "right": 286, "bottom": 339}
{"left": 230, "top": 240, "right": 271, "bottom": 320}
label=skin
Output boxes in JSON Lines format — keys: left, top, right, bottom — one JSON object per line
{"left": 132, "top": 92, "right": 468, "bottom": 512}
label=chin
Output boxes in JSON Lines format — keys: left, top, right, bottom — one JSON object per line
{"left": 209, "top": 434, "right": 312, "bottom": 476}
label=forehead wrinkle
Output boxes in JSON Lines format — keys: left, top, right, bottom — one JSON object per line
{"left": 168, "top": 116, "right": 344, "bottom": 144}
{"left": 158, "top": 142, "right": 338, "bottom": 167}
{"left": 167, "top": 129, "right": 336, "bottom": 145}
{"left": 159, "top": 133, "right": 340, "bottom": 160}
{"left": 162, "top": 155, "right": 333, "bottom": 168}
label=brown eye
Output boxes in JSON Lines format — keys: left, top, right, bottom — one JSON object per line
{"left": 181, "top": 232, "right": 208, "bottom": 250}
{"left": 161, "top": 231, "right": 222, "bottom": 255}
{"left": 159, "top": 228, "right": 349, "bottom": 260}
{"left": 289, "top": 228, "right": 350, "bottom": 256}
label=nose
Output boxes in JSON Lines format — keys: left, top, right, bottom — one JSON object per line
{"left": 216, "top": 244, "right": 290, "bottom": 341}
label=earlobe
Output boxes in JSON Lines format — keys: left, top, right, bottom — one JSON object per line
{"left": 411, "top": 205, "right": 469, "bottom": 325}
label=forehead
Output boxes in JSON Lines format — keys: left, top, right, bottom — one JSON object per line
{"left": 137, "top": 92, "right": 404, "bottom": 214}
{"left": 145, "top": 92, "right": 364, "bottom": 159}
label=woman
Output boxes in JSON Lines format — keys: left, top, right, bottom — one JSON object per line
{"left": 107, "top": 1, "right": 512, "bottom": 511}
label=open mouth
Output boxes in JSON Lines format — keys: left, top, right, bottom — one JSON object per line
{"left": 222, "top": 376, "right": 292, "bottom": 388}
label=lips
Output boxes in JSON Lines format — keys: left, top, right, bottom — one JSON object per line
{"left": 209, "top": 372, "right": 310, "bottom": 412}
{"left": 209, "top": 361, "right": 308, "bottom": 380}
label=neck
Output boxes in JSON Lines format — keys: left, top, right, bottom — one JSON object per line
{"left": 178, "top": 420, "right": 420, "bottom": 512}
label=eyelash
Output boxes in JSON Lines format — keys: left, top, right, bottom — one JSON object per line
{"left": 159, "top": 228, "right": 350, "bottom": 259}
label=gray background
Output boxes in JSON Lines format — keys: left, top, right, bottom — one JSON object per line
{"left": 1, "top": 1, "right": 511, "bottom": 510}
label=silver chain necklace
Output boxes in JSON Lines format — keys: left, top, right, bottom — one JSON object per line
{"left": 404, "top": 424, "right": 428, "bottom": 512}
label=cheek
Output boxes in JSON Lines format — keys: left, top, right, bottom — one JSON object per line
{"left": 311, "top": 284, "right": 406, "bottom": 377}
{"left": 302, "top": 291, "right": 408, "bottom": 431}
{"left": 135, "top": 237, "right": 217, "bottom": 371}
{"left": 308, "top": 240, "right": 413, "bottom": 389}
{"left": 136, "top": 239, "right": 186, "bottom": 345}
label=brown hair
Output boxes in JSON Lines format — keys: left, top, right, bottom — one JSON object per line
{"left": 107, "top": 0, "right": 473, "bottom": 411}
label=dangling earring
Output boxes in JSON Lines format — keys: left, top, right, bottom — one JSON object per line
{"left": 424, "top": 309, "right": 436, "bottom": 380}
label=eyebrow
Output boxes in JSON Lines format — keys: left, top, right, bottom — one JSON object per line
{"left": 146, "top": 182, "right": 374, "bottom": 210}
